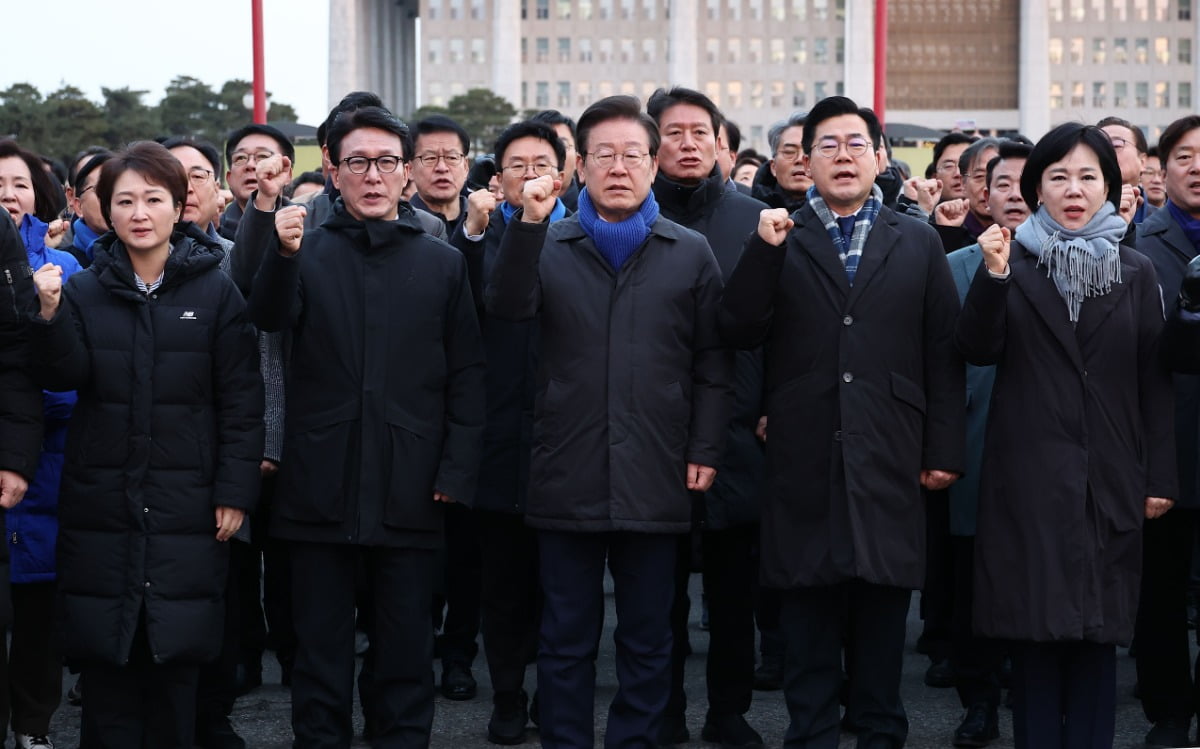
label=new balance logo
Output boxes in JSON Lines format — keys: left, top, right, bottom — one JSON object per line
{"left": 180, "top": 311, "right": 197, "bottom": 320}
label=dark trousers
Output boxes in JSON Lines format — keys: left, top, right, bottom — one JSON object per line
{"left": 920, "top": 489, "right": 953, "bottom": 660}
{"left": 79, "top": 612, "right": 200, "bottom": 749}
{"left": 537, "top": 531, "right": 676, "bottom": 749}
{"left": 756, "top": 587, "right": 784, "bottom": 659}
{"left": 237, "top": 475, "right": 295, "bottom": 676}
{"left": 477, "top": 510, "right": 539, "bottom": 699}
{"left": 1135, "top": 507, "right": 1198, "bottom": 723}
{"left": 781, "top": 582, "right": 910, "bottom": 749}
{"left": 196, "top": 548, "right": 243, "bottom": 728}
{"left": 290, "top": 543, "right": 436, "bottom": 749}
{"left": 1010, "top": 641, "right": 1115, "bottom": 749}
{"left": 950, "top": 536, "right": 1004, "bottom": 709}
{"left": 0, "top": 582, "right": 61, "bottom": 738}
{"left": 434, "top": 503, "right": 481, "bottom": 666}
{"left": 666, "top": 524, "right": 758, "bottom": 719}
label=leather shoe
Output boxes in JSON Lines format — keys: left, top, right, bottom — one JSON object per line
{"left": 441, "top": 661, "right": 477, "bottom": 700}
{"left": 952, "top": 703, "right": 999, "bottom": 747}
{"left": 657, "top": 712, "right": 689, "bottom": 746}
{"left": 487, "top": 689, "right": 529, "bottom": 745}
{"left": 700, "top": 712, "right": 764, "bottom": 748}
{"left": 924, "top": 658, "right": 954, "bottom": 688}
{"left": 1145, "top": 717, "right": 1191, "bottom": 748}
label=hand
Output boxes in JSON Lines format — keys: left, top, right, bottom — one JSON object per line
{"left": 687, "top": 463, "right": 717, "bottom": 492}
{"left": 464, "top": 188, "right": 498, "bottom": 236}
{"left": 934, "top": 198, "right": 969, "bottom": 227}
{"left": 274, "top": 205, "right": 307, "bottom": 255}
{"left": 0, "top": 470, "right": 27, "bottom": 509}
{"left": 920, "top": 469, "right": 960, "bottom": 491}
{"left": 520, "top": 174, "right": 561, "bottom": 223}
{"left": 260, "top": 459, "right": 279, "bottom": 477}
{"left": 215, "top": 506, "right": 245, "bottom": 541}
{"left": 32, "top": 262, "right": 63, "bottom": 320}
{"left": 757, "top": 208, "right": 794, "bottom": 246}
{"left": 755, "top": 415, "right": 768, "bottom": 443}
{"left": 1118, "top": 183, "right": 1142, "bottom": 225}
{"left": 978, "top": 224, "right": 1011, "bottom": 275}
{"left": 904, "top": 178, "right": 943, "bottom": 214}
{"left": 1145, "top": 496, "right": 1174, "bottom": 519}
{"left": 44, "top": 219, "right": 69, "bottom": 248}
{"left": 1180, "top": 254, "right": 1200, "bottom": 312}
{"left": 433, "top": 491, "right": 456, "bottom": 504}
{"left": 254, "top": 154, "right": 294, "bottom": 212}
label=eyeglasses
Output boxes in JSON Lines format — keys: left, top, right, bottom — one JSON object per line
{"left": 811, "top": 137, "right": 873, "bottom": 159}
{"left": 775, "top": 146, "right": 803, "bottom": 163}
{"left": 230, "top": 150, "right": 276, "bottom": 169}
{"left": 340, "top": 155, "right": 405, "bottom": 174}
{"left": 414, "top": 151, "right": 465, "bottom": 168}
{"left": 501, "top": 161, "right": 558, "bottom": 176}
{"left": 77, "top": 184, "right": 97, "bottom": 198}
{"left": 1140, "top": 168, "right": 1164, "bottom": 179}
{"left": 936, "top": 160, "right": 961, "bottom": 175}
{"left": 187, "top": 168, "right": 214, "bottom": 187}
{"left": 1109, "top": 137, "right": 1129, "bottom": 151}
{"left": 586, "top": 150, "right": 650, "bottom": 169}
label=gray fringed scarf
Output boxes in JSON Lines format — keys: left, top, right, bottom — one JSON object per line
{"left": 1013, "top": 202, "right": 1127, "bottom": 323}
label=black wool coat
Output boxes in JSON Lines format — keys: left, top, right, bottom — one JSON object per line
{"left": 955, "top": 240, "right": 1176, "bottom": 644}
{"left": 719, "top": 203, "right": 965, "bottom": 591}
{"left": 32, "top": 226, "right": 264, "bottom": 666}
{"left": 653, "top": 170, "right": 768, "bottom": 530}
{"left": 485, "top": 213, "right": 733, "bottom": 533}
{"left": 249, "top": 200, "right": 485, "bottom": 549}
{"left": 0, "top": 212, "right": 42, "bottom": 484}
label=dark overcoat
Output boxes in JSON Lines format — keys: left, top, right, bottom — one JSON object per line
{"left": 249, "top": 200, "right": 485, "bottom": 549}
{"left": 719, "top": 203, "right": 965, "bottom": 590}
{"left": 955, "top": 240, "right": 1176, "bottom": 644}
{"left": 485, "top": 213, "right": 733, "bottom": 533}
{"left": 31, "top": 227, "right": 264, "bottom": 665}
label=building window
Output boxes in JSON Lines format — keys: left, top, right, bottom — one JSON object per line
{"left": 1093, "top": 81, "right": 1107, "bottom": 107}
{"left": 1090, "top": 0, "right": 1106, "bottom": 19}
{"left": 814, "top": 80, "right": 827, "bottom": 101}
{"left": 599, "top": 0, "right": 612, "bottom": 18}
{"left": 728, "top": 0, "right": 742, "bottom": 20}
{"left": 450, "top": 0, "right": 462, "bottom": 18}
{"left": 557, "top": 37, "right": 571, "bottom": 62}
{"left": 749, "top": 39, "right": 762, "bottom": 64}
{"left": 1070, "top": 37, "right": 1084, "bottom": 65}
{"left": 1050, "top": 82, "right": 1063, "bottom": 109}
{"left": 707, "top": 0, "right": 720, "bottom": 19}
{"left": 557, "top": 81, "right": 570, "bottom": 107}
{"left": 792, "top": 80, "right": 807, "bottom": 107}
{"left": 621, "top": 0, "right": 634, "bottom": 18}
{"left": 1135, "top": 81, "right": 1149, "bottom": 107}
{"left": 1180, "top": 38, "right": 1192, "bottom": 63}
{"left": 449, "top": 39, "right": 464, "bottom": 63}
{"left": 1071, "top": 81, "right": 1085, "bottom": 107}
{"left": 1135, "top": 38, "right": 1148, "bottom": 63}
{"left": 1069, "top": 0, "right": 1084, "bottom": 18}
{"left": 749, "top": 0, "right": 763, "bottom": 19}
{"left": 727, "top": 81, "right": 743, "bottom": 109}
{"left": 1114, "top": 37, "right": 1128, "bottom": 63}
{"left": 1049, "top": 0, "right": 1063, "bottom": 20}
{"left": 771, "top": 80, "right": 785, "bottom": 107}
{"left": 705, "top": 81, "right": 722, "bottom": 107}
{"left": 813, "top": 0, "right": 828, "bottom": 19}
{"left": 1155, "top": 81, "right": 1170, "bottom": 108}
{"left": 1181, "top": 82, "right": 1193, "bottom": 108}
{"left": 750, "top": 81, "right": 764, "bottom": 108}
{"left": 792, "top": 37, "right": 807, "bottom": 64}
{"left": 1114, "top": 81, "right": 1129, "bottom": 107}
{"left": 792, "top": 0, "right": 806, "bottom": 19}
{"left": 579, "top": 38, "right": 593, "bottom": 62}
{"left": 536, "top": 81, "right": 549, "bottom": 108}
{"left": 427, "top": 39, "right": 443, "bottom": 64}
{"left": 620, "top": 38, "right": 634, "bottom": 63}
{"left": 598, "top": 81, "right": 613, "bottom": 98}
{"left": 580, "top": 0, "right": 593, "bottom": 18}
{"left": 770, "top": 38, "right": 785, "bottom": 63}
{"left": 471, "top": 38, "right": 486, "bottom": 64}
{"left": 642, "top": 39, "right": 655, "bottom": 63}
{"left": 1155, "top": 37, "right": 1170, "bottom": 64}
{"left": 1049, "top": 38, "right": 1063, "bottom": 64}
{"left": 814, "top": 37, "right": 828, "bottom": 64}
{"left": 620, "top": 80, "right": 635, "bottom": 95}
{"left": 557, "top": 0, "right": 571, "bottom": 18}
{"left": 1134, "top": 0, "right": 1148, "bottom": 18}
{"left": 645, "top": 0, "right": 657, "bottom": 19}
{"left": 835, "top": 0, "right": 845, "bottom": 19}
{"left": 771, "top": 0, "right": 786, "bottom": 19}
{"left": 1182, "top": 0, "right": 1193, "bottom": 19}
{"left": 1114, "top": 0, "right": 1127, "bottom": 20}
{"left": 536, "top": 37, "right": 549, "bottom": 62}
{"left": 576, "top": 81, "right": 591, "bottom": 108}
{"left": 706, "top": 37, "right": 720, "bottom": 64}
{"left": 471, "top": 0, "right": 485, "bottom": 19}
{"left": 599, "top": 38, "right": 612, "bottom": 63}
{"left": 521, "top": 37, "right": 528, "bottom": 63}
{"left": 728, "top": 38, "right": 741, "bottom": 64}
{"left": 1155, "top": 0, "right": 1169, "bottom": 17}
{"left": 428, "top": 0, "right": 442, "bottom": 19}
{"left": 521, "top": 82, "right": 528, "bottom": 108}
{"left": 1093, "top": 38, "right": 1106, "bottom": 63}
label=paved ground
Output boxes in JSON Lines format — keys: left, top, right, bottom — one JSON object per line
{"left": 46, "top": 574, "right": 1173, "bottom": 748}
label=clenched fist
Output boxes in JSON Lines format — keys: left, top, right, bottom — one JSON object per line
{"left": 757, "top": 208, "right": 794, "bottom": 246}
{"left": 275, "top": 205, "right": 308, "bottom": 255}
{"left": 32, "top": 262, "right": 63, "bottom": 320}
{"left": 520, "top": 174, "right": 561, "bottom": 223}
{"left": 978, "top": 223, "right": 1011, "bottom": 275}
{"left": 254, "top": 154, "right": 294, "bottom": 212}
{"left": 1118, "top": 183, "right": 1142, "bottom": 225}
{"left": 903, "top": 178, "right": 943, "bottom": 214}
{"left": 464, "top": 187, "right": 498, "bottom": 236}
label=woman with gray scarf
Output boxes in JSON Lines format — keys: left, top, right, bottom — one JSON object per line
{"left": 955, "top": 122, "right": 1177, "bottom": 749}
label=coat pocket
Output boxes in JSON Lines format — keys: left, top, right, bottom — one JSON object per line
{"left": 277, "top": 420, "right": 354, "bottom": 524}
{"left": 890, "top": 372, "right": 927, "bottom": 415}
{"left": 382, "top": 408, "right": 442, "bottom": 532}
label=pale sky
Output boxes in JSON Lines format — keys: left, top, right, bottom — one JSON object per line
{"left": 5, "top": 0, "right": 331, "bottom": 126}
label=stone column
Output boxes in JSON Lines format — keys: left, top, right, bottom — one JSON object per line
{"left": 667, "top": 0, "right": 698, "bottom": 87}
{"left": 1018, "top": 0, "right": 1050, "bottom": 139}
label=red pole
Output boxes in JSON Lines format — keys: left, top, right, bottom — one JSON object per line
{"left": 874, "top": 0, "right": 888, "bottom": 126}
{"left": 252, "top": 0, "right": 267, "bottom": 123}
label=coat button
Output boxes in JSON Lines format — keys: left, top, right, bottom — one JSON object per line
{"left": 842, "top": 372, "right": 854, "bottom": 383}
{"left": 834, "top": 430, "right": 842, "bottom": 441}
{"left": 144, "top": 581, "right": 151, "bottom": 588}
{"left": 843, "top": 315, "right": 853, "bottom": 326}
{"left": 144, "top": 507, "right": 149, "bottom": 513}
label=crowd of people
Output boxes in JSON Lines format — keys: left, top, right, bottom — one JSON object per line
{"left": 0, "top": 84, "right": 1197, "bottom": 749}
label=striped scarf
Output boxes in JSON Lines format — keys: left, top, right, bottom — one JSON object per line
{"left": 806, "top": 184, "right": 884, "bottom": 285}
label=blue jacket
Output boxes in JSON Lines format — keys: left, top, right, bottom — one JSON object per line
{"left": 7, "top": 215, "right": 82, "bottom": 583}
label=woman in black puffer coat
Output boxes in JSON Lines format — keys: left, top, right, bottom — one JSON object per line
{"left": 28, "top": 142, "right": 263, "bottom": 748}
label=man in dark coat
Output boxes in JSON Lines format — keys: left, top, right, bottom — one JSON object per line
{"left": 1131, "top": 114, "right": 1200, "bottom": 748}
{"left": 485, "top": 95, "right": 733, "bottom": 749}
{"left": 246, "top": 106, "right": 486, "bottom": 749}
{"left": 718, "top": 96, "right": 965, "bottom": 749}
{"left": 646, "top": 86, "right": 769, "bottom": 749}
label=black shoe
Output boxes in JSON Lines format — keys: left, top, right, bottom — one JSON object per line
{"left": 924, "top": 658, "right": 954, "bottom": 688}
{"left": 700, "top": 712, "right": 764, "bottom": 748}
{"left": 657, "top": 712, "right": 689, "bottom": 746}
{"left": 441, "top": 661, "right": 477, "bottom": 700}
{"left": 487, "top": 689, "right": 529, "bottom": 745}
{"left": 952, "top": 703, "right": 999, "bottom": 747}
{"left": 1145, "top": 717, "right": 1191, "bottom": 748}
{"left": 753, "top": 654, "right": 783, "bottom": 691}
{"left": 195, "top": 717, "right": 247, "bottom": 749}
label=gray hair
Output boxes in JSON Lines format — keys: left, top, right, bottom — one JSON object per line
{"left": 767, "top": 111, "right": 808, "bottom": 156}
{"left": 959, "top": 137, "right": 1003, "bottom": 176}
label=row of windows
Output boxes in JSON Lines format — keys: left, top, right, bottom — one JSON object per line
{"left": 480, "top": 79, "right": 841, "bottom": 110}
{"left": 1049, "top": 36, "right": 1192, "bottom": 65}
{"left": 425, "top": 0, "right": 843, "bottom": 22}
{"left": 426, "top": 35, "right": 843, "bottom": 66}
{"left": 1049, "top": 80, "right": 1192, "bottom": 109}
{"left": 1048, "top": 0, "right": 1188, "bottom": 21}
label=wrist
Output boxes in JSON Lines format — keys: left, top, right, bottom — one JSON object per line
{"left": 254, "top": 190, "right": 280, "bottom": 213}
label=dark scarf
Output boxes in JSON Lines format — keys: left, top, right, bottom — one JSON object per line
{"left": 576, "top": 187, "right": 660, "bottom": 271}
{"left": 1167, "top": 200, "right": 1200, "bottom": 252}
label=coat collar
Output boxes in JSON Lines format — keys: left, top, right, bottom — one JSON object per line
{"left": 1139, "top": 203, "right": 1196, "bottom": 265}
{"left": 789, "top": 202, "right": 902, "bottom": 310}
{"left": 553, "top": 212, "right": 687, "bottom": 277}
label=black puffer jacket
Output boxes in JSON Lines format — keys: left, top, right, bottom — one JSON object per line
{"left": 32, "top": 225, "right": 264, "bottom": 666}
{"left": 0, "top": 213, "right": 42, "bottom": 483}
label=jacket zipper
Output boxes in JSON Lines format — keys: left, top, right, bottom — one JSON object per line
{"left": 3, "top": 269, "right": 16, "bottom": 319}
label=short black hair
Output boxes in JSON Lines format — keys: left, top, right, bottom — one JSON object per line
{"left": 530, "top": 110, "right": 577, "bottom": 141}
{"left": 646, "top": 86, "right": 722, "bottom": 133}
{"left": 97, "top": 141, "right": 189, "bottom": 228}
{"left": 285, "top": 170, "right": 326, "bottom": 199}
{"left": 72, "top": 152, "right": 112, "bottom": 194}
{"left": 985, "top": 141, "right": 1033, "bottom": 189}
{"left": 931, "top": 132, "right": 975, "bottom": 173}
{"left": 492, "top": 121, "right": 567, "bottom": 171}
{"left": 413, "top": 115, "right": 470, "bottom": 156}
{"left": 224, "top": 124, "right": 295, "bottom": 169}
{"left": 723, "top": 120, "right": 742, "bottom": 153}
{"left": 69, "top": 146, "right": 111, "bottom": 188}
{"left": 1157, "top": 115, "right": 1200, "bottom": 166}
{"left": 1147, "top": 145, "right": 1160, "bottom": 160}
{"left": 0, "top": 140, "right": 66, "bottom": 222}
{"left": 576, "top": 95, "right": 661, "bottom": 158}
{"left": 800, "top": 96, "right": 883, "bottom": 155}
{"left": 1020, "top": 123, "right": 1122, "bottom": 211}
{"left": 326, "top": 106, "right": 411, "bottom": 165}
{"left": 161, "top": 136, "right": 222, "bottom": 177}
{"left": 318, "top": 91, "right": 385, "bottom": 147}
{"left": 1097, "top": 116, "right": 1148, "bottom": 154}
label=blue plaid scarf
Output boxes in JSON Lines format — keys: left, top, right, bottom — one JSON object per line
{"left": 805, "top": 184, "right": 884, "bottom": 285}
